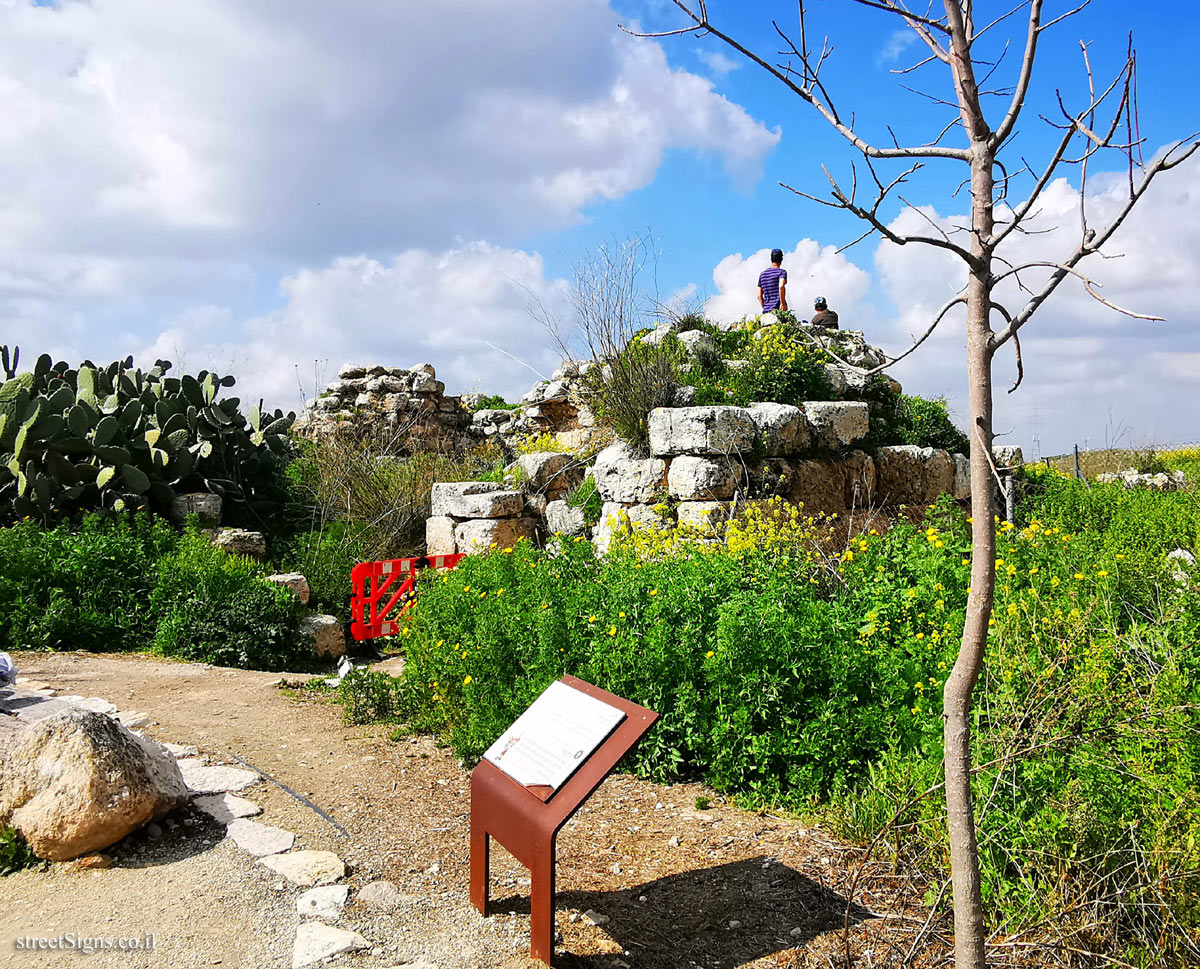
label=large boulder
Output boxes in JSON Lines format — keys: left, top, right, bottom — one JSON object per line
{"left": 747, "top": 403, "right": 810, "bottom": 456}
{"left": 213, "top": 528, "right": 267, "bottom": 561}
{"left": 874, "top": 445, "right": 956, "bottom": 505}
{"left": 265, "top": 573, "right": 311, "bottom": 604}
{"left": 0, "top": 710, "right": 189, "bottom": 861}
{"left": 454, "top": 517, "right": 538, "bottom": 554}
{"left": 667, "top": 456, "right": 744, "bottom": 501}
{"left": 300, "top": 614, "right": 346, "bottom": 659}
{"left": 545, "top": 500, "right": 588, "bottom": 538}
{"left": 953, "top": 453, "right": 971, "bottom": 500}
{"left": 803, "top": 402, "right": 870, "bottom": 450}
{"left": 592, "top": 441, "right": 668, "bottom": 504}
{"left": 431, "top": 482, "right": 522, "bottom": 519}
{"left": 788, "top": 452, "right": 876, "bottom": 514}
{"left": 647, "top": 406, "right": 757, "bottom": 457}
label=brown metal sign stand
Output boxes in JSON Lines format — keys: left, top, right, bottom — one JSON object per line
{"left": 469, "top": 675, "right": 659, "bottom": 965}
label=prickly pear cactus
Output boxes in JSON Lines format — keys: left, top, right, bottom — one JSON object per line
{"left": 0, "top": 345, "right": 295, "bottom": 524}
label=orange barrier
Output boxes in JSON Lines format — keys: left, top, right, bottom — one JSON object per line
{"left": 349, "top": 553, "right": 464, "bottom": 641}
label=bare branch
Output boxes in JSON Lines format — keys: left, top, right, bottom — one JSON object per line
{"left": 990, "top": 0, "right": 1043, "bottom": 149}
{"left": 623, "top": 2, "right": 970, "bottom": 161}
{"left": 992, "top": 141, "right": 1198, "bottom": 351}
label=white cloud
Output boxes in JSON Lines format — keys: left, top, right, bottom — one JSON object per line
{"left": 0, "top": 0, "right": 778, "bottom": 263}
{"left": 133, "top": 243, "right": 572, "bottom": 412}
{"left": 879, "top": 29, "right": 918, "bottom": 65}
{"left": 697, "top": 49, "right": 740, "bottom": 75}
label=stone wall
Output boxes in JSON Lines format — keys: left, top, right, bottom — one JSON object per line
{"left": 292, "top": 363, "right": 472, "bottom": 452}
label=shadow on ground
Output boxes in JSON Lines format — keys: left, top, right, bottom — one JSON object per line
{"left": 492, "top": 855, "right": 873, "bottom": 969}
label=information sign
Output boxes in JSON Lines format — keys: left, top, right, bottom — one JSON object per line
{"left": 482, "top": 680, "right": 626, "bottom": 792}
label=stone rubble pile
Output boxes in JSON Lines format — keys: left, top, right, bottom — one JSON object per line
{"left": 293, "top": 362, "right": 473, "bottom": 452}
{"left": 1096, "top": 467, "right": 1188, "bottom": 491}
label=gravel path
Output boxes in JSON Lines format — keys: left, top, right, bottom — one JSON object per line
{"left": 0, "top": 652, "right": 939, "bottom": 968}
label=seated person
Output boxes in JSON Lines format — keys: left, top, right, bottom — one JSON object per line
{"left": 810, "top": 296, "right": 839, "bottom": 330}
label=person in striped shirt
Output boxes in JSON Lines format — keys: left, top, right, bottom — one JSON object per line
{"left": 757, "top": 248, "right": 788, "bottom": 314}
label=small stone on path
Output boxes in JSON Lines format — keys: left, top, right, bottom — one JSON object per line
{"left": 260, "top": 850, "right": 345, "bottom": 887}
{"left": 668, "top": 836, "right": 680, "bottom": 848}
{"left": 790, "top": 927, "right": 805, "bottom": 938}
{"left": 291, "top": 922, "right": 368, "bottom": 969}
{"left": 163, "top": 742, "right": 199, "bottom": 758}
{"left": 225, "top": 818, "right": 295, "bottom": 856}
{"left": 62, "top": 696, "right": 118, "bottom": 715}
{"left": 193, "top": 793, "right": 262, "bottom": 823}
{"left": 180, "top": 761, "right": 260, "bottom": 794}
{"left": 356, "top": 880, "right": 404, "bottom": 911}
{"left": 117, "top": 711, "right": 151, "bottom": 728}
{"left": 71, "top": 853, "right": 112, "bottom": 870}
{"left": 296, "top": 885, "right": 349, "bottom": 919}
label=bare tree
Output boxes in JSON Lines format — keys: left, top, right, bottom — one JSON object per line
{"left": 622, "top": 2, "right": 1199, "bottom": 966}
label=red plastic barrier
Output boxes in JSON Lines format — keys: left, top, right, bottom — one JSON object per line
{"left": 350, "top": 553, "right": 465, "bottom": 641}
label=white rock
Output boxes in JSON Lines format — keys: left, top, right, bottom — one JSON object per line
{"left": 953, "top": 452, "right": 972, "bottom": 500}
{"left": 162, "top": 742, "right": 198, "bottom": 758}
{"left": 582, "top": 909, "right": 610, "bottom": 926}
{"left": 300, "top": 614, "right": 346, "bottom": 659}
{"left": 296, "top": 885, "right": 349, "bottom": 919}
{"left": 0, "top": 710, "right": 188, "bottom": 861}
{"left": 667, "top": 456, "right": 743, "bottom": 501}
{"left": 638, "top": 323, "right": 677, "bottom": 347}
{"left": 116, "top": 710, "right": 151, "bottom": 728}
{"left": 212, "top": 528, "right": 267, "bottom": 560}
{"left": 454, "top": 517, "right": 538, "bottom": 555}
{"left": 647, "top": 406, "right": 757, "bottom": 457}
{"left": 517, "top": 452, "right": 582, "bottom": 493}
{"left": 803, "top": 401, "right": 869, "bottom": 449}
{"left": 180, "top": 762, "right": 261, "bottom": 794}
{"left": 677, "top": 329, "right": 714, "bottom": 355}
{"left": 545, "top": 500, "right": 588, "bottom": 538}
{"left": 747, "top": 402, "right": 810, "bottom": 456}
{"left": 591, "top": 441, "right": 668, "bottom": 504}
{"left": 676, "top": 501, "right": 732, "bottom": 531}
{"left": 225, "top": 818, "right": 295, "bottom": 856}
{"left": 357, "top": 879, "right": 405, "bottom": 911}
{"left": 193, "top": 793, "right": 262, "bottom": 823}
{"left": 292, "top": 922, "right": 368, "bottom": 969}
{"left": 260, "top": 849, "right": 346, "bottom": 887}
{"left": 265, "top": 573, "right": 311, "bottom": 604}
{"left": 63, "top": 696, "right": 118, "bottom": 715}
{"left": 992, "top": 445, "right": 1024, "bottom": 469}
{"left": 425, "top": 516, "right": 457, "bottom": 556}
{"left": 430, "top": 482, "right": 522, "bottom": 519}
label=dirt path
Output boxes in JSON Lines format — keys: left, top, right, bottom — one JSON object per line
{"left": 1, "top": 652, "right": 936, "bottom": 969}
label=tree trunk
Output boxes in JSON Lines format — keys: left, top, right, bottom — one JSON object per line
{"left": 943, "top": 3, "right": 996, "bottom": 965}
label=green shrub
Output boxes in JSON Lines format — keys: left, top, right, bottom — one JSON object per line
{"left": 272, "top": 521, "right": 366, "bottom": 624}
{"left": 0, "top": 347, "right": 293, "bottom": 526}
{"left": 150, "top": 530, "right": 309, "bottom": 671}
{"left": 579, "top": 338, "right": 680, "bottom": 453}
{"left": 686, "top": 319, "right": 831, "bottom": 408}
{"left": 0, "top": 513, "right": 178, "bottom": 652}
{"left": 470, "top": 394, "right": 519, "bottom": 412}
{"left": 565, "top": 477, "right": 603, "bottom": 527}
{"left": 0, "top": 827, "right": 38, "bottom": 875}
{"left": 338, "top": 668, "right": 403, "bottom": 724}
{"left": 865, "top": 392, "right": 971, "bottom": 453}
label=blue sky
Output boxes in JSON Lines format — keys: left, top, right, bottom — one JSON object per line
{"left": 1, "top": 0, "right": 1198, "bottom": 455}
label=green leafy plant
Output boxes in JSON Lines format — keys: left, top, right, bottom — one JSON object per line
{"left": 471, "top": 394, "right": 519, "bottom": 412}
{"left": 0, "top": 827, "right": 39, "bottom": 875}
{"left": 566, "top": 477, "right": 604, "bottom": 527}
{"left": 865, "top": 392, "right": 971, "bottom": 453}
{"left": 338, "top": 668, "right": 403, "bottom": 724}
{"left": 0, "top": 346, "right": 294, "bottom": 525}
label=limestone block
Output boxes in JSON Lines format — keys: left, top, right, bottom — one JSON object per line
{"left": 517, "top": 452, "right": 583, "bottom": 494}
{"left": 639, "top": 323, "right": 676, "bottom": 347}
{"left": 822, "top": 364, "right": 848, "bottom": 398}
{"left": 265, "top": 573, "right": 311, "bottom": 604}
{"left": 0, "top": 710, "right": 189, "bottom": 861}
{"left": 592, "top": 441, "right": 667, "bottom": 504}
{"left": 647, "top": 406, "right": 757, "bottom": 457}
{"left": 804, "top": 401, "right": 869, "bottom": 449}
{"left": 366, "top": 375, "right": 407, "bottom": 395}
{"left": 545, "top": 500, "right": 587, "bottom": 537}
{"left": 747, "top": 402, "right": 810, "bottom": 456}
{"left": 787, "top": 453, "right": 875, "bottom": 515}
{"left": 431, "top": 482, "right": 522, "bottom": 519}
{"left": 425, "top": 516, "right": 457, "bottom": 556}
{"left": 411, "top": 363, "right": 436, "bottom": 377}
{"left": 411, "top": 372, "right": 445, "bottom": 395}
{"left": 454, "top": 517, "right": 538, "bottom": 554}
{"left": 337, "top": 364, "right": 368, "bottom": 379}
{"left": 300, "top": 614, "right": 346, "bottom": 659}
{"left": 667, "top": 456, "right": 744, "bottom": 501}
{"left": 677, "top": 330, "right": 715, "bottom": 356}
{"left": 842, "top": 450, "right": 877, "bottom": 509}
{"left": 213, "top": 528, "right": 267, "bottom": 560}
{"left": 676, "top": 501, "right": 732, "bottom": 531}
{"left": 953, "top": 453, "right": 971, "bottom": 500}
{"left": 874, "top": 445, "right": 956, "bottom": 505}
{"left": 593, "top": 502, "right": 665, "bottom": 555}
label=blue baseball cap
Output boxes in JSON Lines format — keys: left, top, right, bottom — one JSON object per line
{"left": 770, "top": 248, "right": 784, "bottom": 262}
